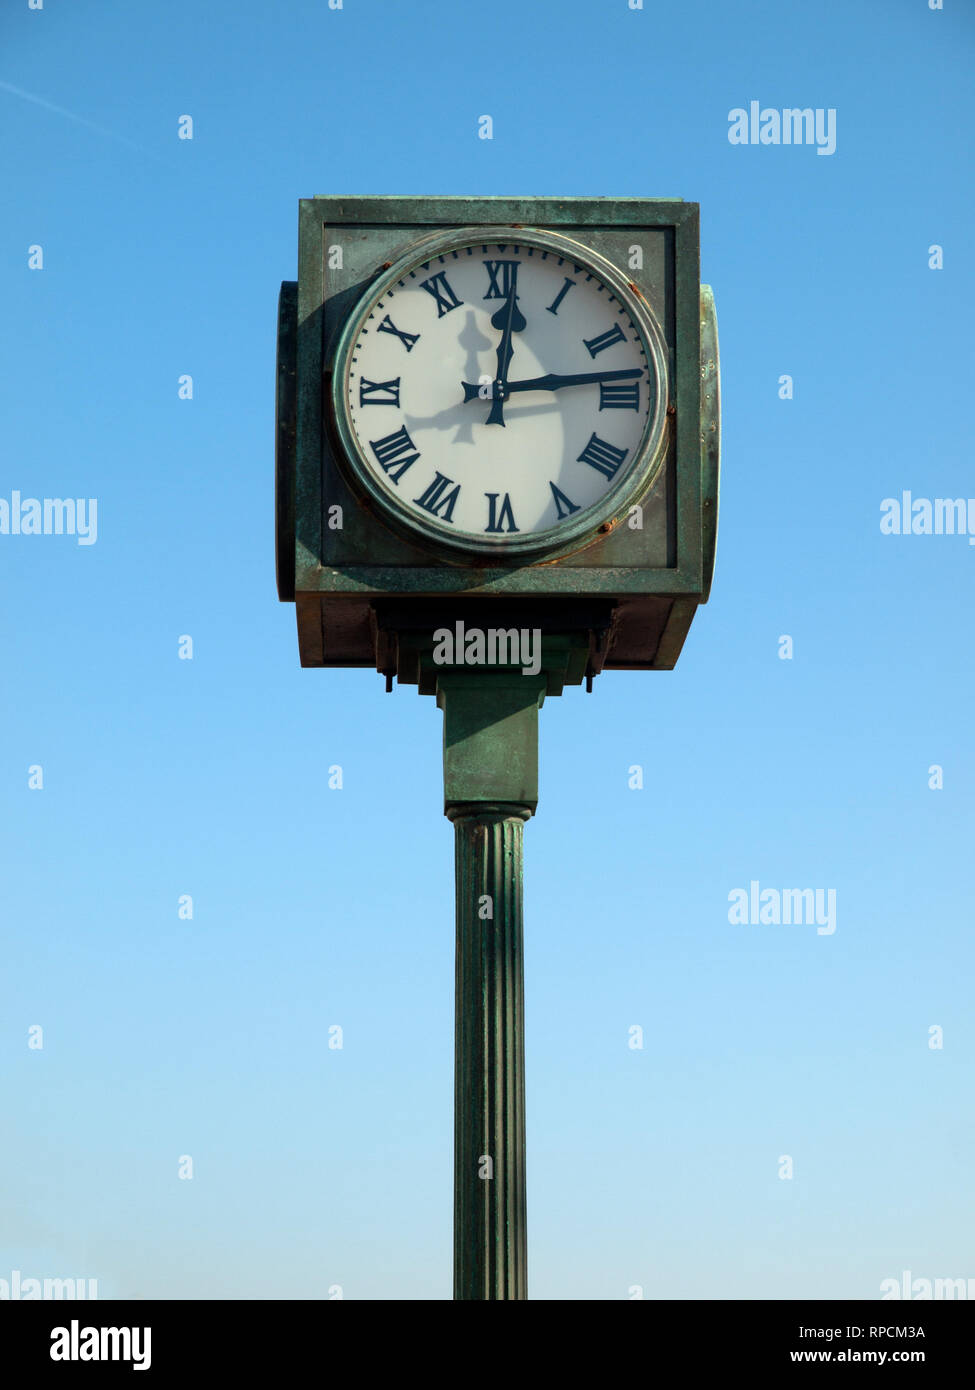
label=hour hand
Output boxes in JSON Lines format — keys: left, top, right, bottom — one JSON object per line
{"left": 490, "top": 289, "right": 527, "bottom": 338}
{"left": 485, "top": 282, "right": 527, "bottom": 426}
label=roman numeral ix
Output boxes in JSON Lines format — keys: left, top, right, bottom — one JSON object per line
{"left": 359, "top": 377, "right": 401, "bottom": 407}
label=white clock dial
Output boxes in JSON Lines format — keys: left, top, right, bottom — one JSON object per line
{"left": 333, "top": 228, "right": 668, "bottom": 555}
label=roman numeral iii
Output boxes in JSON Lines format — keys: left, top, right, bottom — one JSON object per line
{"left": 598, "top": 381, "right": 639, "bottom": 411}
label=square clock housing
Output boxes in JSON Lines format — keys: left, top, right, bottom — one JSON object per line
{"left": 276, "top": 196, "right": 719, "bottom": 680}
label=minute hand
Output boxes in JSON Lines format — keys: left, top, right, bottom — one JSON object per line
{"left": 463, "top": 367, "right": 642, "bottom": 402}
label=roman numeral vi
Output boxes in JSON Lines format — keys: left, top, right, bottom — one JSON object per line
{"left": 485, "top": 492, "right": 518, "bottom": 532}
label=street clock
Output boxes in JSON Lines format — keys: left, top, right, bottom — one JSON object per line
{"left": 275, "top": 196, "right": 721, "bottom": 1301}
{"left": 276, "top": 196, "right": 719, "bottom": 683}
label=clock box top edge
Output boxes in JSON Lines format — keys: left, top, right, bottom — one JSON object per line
{"left": 298, "top": 195, "right": 697, "bottom": 226}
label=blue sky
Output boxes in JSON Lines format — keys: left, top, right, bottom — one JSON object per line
{"left": 1, "top": 0, "right": 972, "bottom": 1300}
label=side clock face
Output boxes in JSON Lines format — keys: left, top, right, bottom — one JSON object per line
{"left": 331, "top": 226, "right": 669, "bottom": 557}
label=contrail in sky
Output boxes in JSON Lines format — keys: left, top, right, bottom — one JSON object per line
{"left": 0, "top": 78, "right": 172, "bottom": 161}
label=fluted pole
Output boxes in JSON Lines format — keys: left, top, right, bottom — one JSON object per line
{"left": 449, "top": 803, "right": 530, "bottom": 1300}
{"left": 436, "top": 671, "right": 546, "bottom": 1301}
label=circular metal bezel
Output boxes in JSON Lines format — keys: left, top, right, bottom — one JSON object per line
{"left": 330, "top": 224, "right": 670, "bottom": 559}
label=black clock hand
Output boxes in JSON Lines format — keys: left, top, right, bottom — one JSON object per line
{"left": 485, "top": 278, "right": 527, "bottom": 426}
{"left": 463, "top": 366, "right": 643, "bottom": 403}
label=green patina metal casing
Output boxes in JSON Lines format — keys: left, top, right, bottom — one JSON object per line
{"left": 276, "top": 195, "right": 719, "bottom": 677}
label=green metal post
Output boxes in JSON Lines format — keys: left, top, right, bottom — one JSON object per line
{"left": 437, "top": 672, "right": 545, "bottom": 1301}
{"left": 449, "top": 803, "right": 530, "bottom": 1300}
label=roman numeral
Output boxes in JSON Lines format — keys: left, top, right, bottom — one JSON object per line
{"left": 376, "top": 315, "right": 419, "bottom": 352}
{"left": 483, "top": 260, "right": 520, "bottom": 299}
{"left": 549, "top": 482, "right": 580, "bottom": 519}
{"left": 577, "top": 432, "right": 628, "bottom": 480}
{"left": 369, "top": 425, "right": 419, "bottom": 484}
{"left": 546, "top": 277, "right": 576, "bottom": 315}
{"left": 419, "top": 271, "right": 463, "bottom": 317}
{"left": 583, "top": 323, "right": 627, "bottom": 357}
{"left": 485, "top": 492, "right": 518, "bottom": 533}
{"left": 598, "top": 381, "right": 640, "bottom": 411}
{"left": 359, "top": 377, "right": 401, "bottom": 407}
{"left": 414, "top": 471, "right": 460, "bottom": 522}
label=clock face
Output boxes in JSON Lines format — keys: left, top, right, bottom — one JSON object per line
{"left": 331, "top": 227, "right": 669, "bottom": 556}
